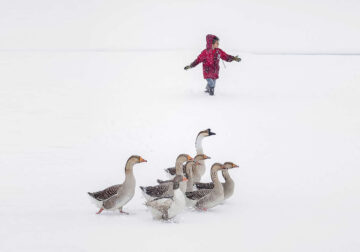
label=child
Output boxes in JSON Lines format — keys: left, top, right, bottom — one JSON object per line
{"left": 184, "top": 34, "right": 241, "bottom": 96}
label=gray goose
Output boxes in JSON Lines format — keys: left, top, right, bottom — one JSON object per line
{"left": 164, "top": 129, "right": 215, "bottom": 181}
{"left": 139, "top": 154, "right": 192, "bottom": 201}
{"left": 88, "top": 155, "right": 147, "bottom": 214}
{"left": 160, "top": 154, "right": 210, "bottom": 180}
{"left": 195, "top": 162, "right": 239, "bottom": 200}
{"left": 145, "top": 175, "right": 187, "bottom": 220}
{"left": 185, "top": 163, "right": 227, "bottom": 210}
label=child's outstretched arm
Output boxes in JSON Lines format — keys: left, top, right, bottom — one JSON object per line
{"left": 184, "top": 51, "right": 206, "bottom": 70}
{"left": 219, "top": 49, "right": 241, "bottom": 62}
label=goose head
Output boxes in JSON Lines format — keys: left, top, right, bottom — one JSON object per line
{"left": 173, "top": 175, "right": 188, "bottom": 190}
{"left": 197, "top": 129, "right": 216, "bottom": 139}
{"left": 210, "top": 163, "right": 226, "bottom": 172}
{"left": 176, "top": 154, "right": 193, "bottom": 164}
{"left": 194, "top": 154, "right": 211, "bottom": 161}
{"left": 125, "top": 155, "right": 147, "bottom": 172}
{"left": 222, "top": 162, "right": 238, "bottom": 180}
{"left": 223, "top": 162, "right": 239, "bottom": 169}
{"left": 126, "top": 155, "right": 147, "bottom": 165}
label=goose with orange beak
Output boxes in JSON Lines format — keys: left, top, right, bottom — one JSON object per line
{"left": 185, "top": 163, "right": 228, "bottom": 210}
{"left": 88, "top": 155, "right": 147, "bottom": 215}
{"left": 145, "top": 175, "right": 188, "bottom": 220}
{"left": 164, "top": 154, "right": 211, "bottom": 180}
{"left": 195, "top": 162, "right": 239, "bottom": 200}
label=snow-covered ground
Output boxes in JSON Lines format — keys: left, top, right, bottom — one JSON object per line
{"left": 0, "top": 51, "right": 359, "bottom": 251}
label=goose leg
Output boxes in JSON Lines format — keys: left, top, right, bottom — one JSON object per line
{"left": 96, "top": 208, "right": 104, "bottom": 214}
{"left": 162, "top": 211, "right": 169, "bottom": 220}
{"left": 119, "top": 207, "right": 129, "bottom": 215}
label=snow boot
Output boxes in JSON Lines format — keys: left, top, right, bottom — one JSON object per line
{"left": 209, "top": 87, "right": 214, "bottom": 96}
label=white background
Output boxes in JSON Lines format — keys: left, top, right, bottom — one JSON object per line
{"left": 1, "top": 0, "right": 360, "bottom": 53}
{"left": 1, "top": 1, "right": 360, "bottom": 251}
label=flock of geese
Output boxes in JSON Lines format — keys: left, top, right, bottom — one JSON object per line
{"left": 88, "top": 129, "right": 239, "bottom": 220}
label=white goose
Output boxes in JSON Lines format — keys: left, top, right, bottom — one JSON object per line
{"left": 193, "top": 129, "right": 216, "bottom": 182}
{"left": 145, "top": 175, "right": 187, "bottom": 220}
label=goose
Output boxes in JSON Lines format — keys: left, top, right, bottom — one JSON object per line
{"left": 145, "top": 175, "right": 187, "bottom": 220}
{"left": 162, "top": 154, "right": 211, "bottom": 179}
{"left": 88, "top": 155, "right": 147, "bottom": 214}
{"left": 139, "top": 154, "right": 192, "bottom": 201}
{"left": 164, "top": 129, "right": 215, "bottom": 181}
{"left": 185, "top": 163, "right": 226, "bottom": 210}
{"left": 194, "top": 162, "right": 239, "bottom": 200}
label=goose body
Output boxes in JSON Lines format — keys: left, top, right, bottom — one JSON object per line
{"left": 145, "top": 176, "right": 187, "bottom": 220}
{"left": 140, "top": 183, "right": 174, "bottom": 202}
{"left": 88, "top": 155, "right": 147, "bottom": 214}
{"left": 185, "top": 163, "right": 225, "bottom": 210}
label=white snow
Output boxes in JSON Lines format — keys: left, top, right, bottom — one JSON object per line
{"left": 1, "top": 1, "right": 360, "bottom": 251}
{"left": 1, "top": 51, "right": 359, "bottom": 251}
{"left": 1, "top": 0, "right": 360, "bottom": 53}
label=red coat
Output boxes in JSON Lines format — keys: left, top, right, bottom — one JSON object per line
{"left": 190, "top": 34, "right": 234, "bottom": 79}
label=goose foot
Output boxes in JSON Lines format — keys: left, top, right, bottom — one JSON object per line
{"left": 119, "top": 208, "right": 129, "bottom": 215}
{"left": 96, "top": 208, "right": 104, "bottom": 214}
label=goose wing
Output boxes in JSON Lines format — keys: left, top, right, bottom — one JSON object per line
{"left": 88, "top": 184, "right": 122, "bottom": 201}
{"left": 164, "top": 167, "right": 176, "bottom": 175}
{"left": 140, "top": 183, "right": 170, "bottom": 198}
{"left": 185, "top": 189, "right": 211, "bottom": 200}
{"left": 157, "top": 179, "right": 173, "bottom": 184}
{"left": 195, "top": 182, "right": 214, "bottom": 190}
{"left": 145, "top": 196, "right": 173, "bottom": 212}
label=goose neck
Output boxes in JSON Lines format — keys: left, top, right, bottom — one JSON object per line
{"left": 211, "top": 168, "right": 222, "bottom": 188}
{"left": 222, "top": 169, "right": 232, "bottom": 182}
{"left": 195, "top": 135, "right": 204, "bottom": 154}
{"left": 175, "top": 160, "right": 184, "bottom": 175}
{"left": 124, "top": 162, "right": 135, "bottom": 183}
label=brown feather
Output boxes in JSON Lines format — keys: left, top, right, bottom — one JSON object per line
{"left": 88, "top": 184, "right": 122, "bottom": 201}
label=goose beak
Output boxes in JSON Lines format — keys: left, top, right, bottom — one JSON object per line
{"left": 208, "top": 129, "right": 216, "bottom": 136}
{"left": 139, "top": 157, "right": 147, "bottom": 163}
{"left": 232, "top": 164, "right": 239, "bottom": 168}
{"left": 182, "top": 177, "right": 188, "bottom": 181}
{"left": 204, "top": 155, "right": 211, "bottom": 159}
{"left": 187, "top": 155, "right": 193, "bottom": 161}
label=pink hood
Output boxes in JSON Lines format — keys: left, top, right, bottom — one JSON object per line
{"left": 206, "top": 34, "right": 217, "bottom": 50}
